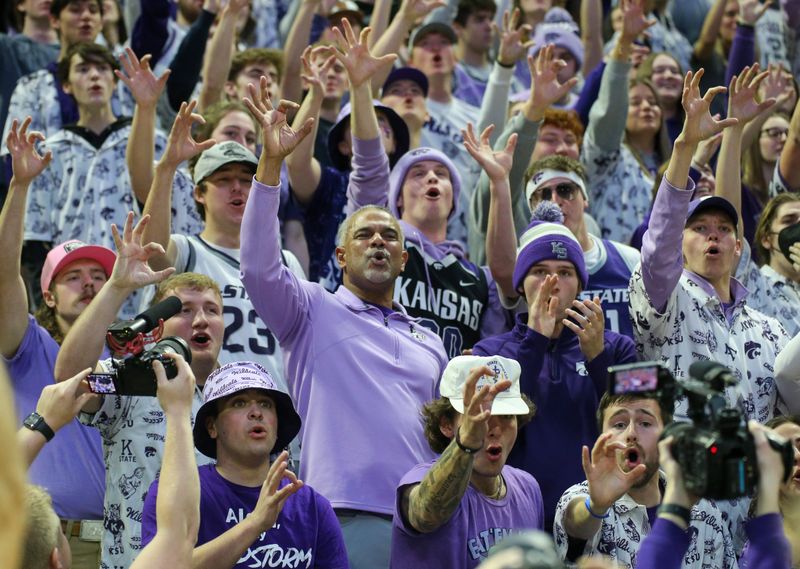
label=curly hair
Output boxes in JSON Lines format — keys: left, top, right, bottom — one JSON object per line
{"left": 541, "top": 108, "right": 584, "bottom": 149}
{"left": 421, "top": 395, "right": 536, "bottom": 454}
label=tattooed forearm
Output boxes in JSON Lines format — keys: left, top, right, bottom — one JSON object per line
{"left": 405, "top": 440, "right": 473, "bottom": 533}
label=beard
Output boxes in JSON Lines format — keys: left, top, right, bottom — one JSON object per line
{"left": 631, "top": 457, "right": 660, "bottom": 489}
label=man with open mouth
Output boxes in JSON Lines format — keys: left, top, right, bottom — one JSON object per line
{"left": 553, "top": 389, "right": 736, "bottom": 569}
{"left": 391, "top": 356, "right": 543, "bottom": 568}
{"left": 141, "top": 361, "right": 348, "bottom": 569}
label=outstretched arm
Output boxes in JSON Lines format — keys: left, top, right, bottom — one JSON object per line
{"left": 17, "top": 369, "right": 97, "bottom": 466}
{"left": 281, "top": 0, "right": 322, "bottom": 108}
{"left": 0, "top": 118, "right": 51, "bottom": 358}
{"left": 54, "top": 214, "right": 175, "bottom": 397}
{"left": 716, "top": 64, "right": 775, "bottom": 236}
{"left": 285, "top": 47, "right": 333, "bottom": 206}
{"left": 142, "top": 101, "right": 216, "bottom": 271}
{"left": 198, "top": 0, "right": 250, "bottom": 111}
{"left": 130, "top": 355, "right": 200, "bottom": 569}
{"left": 120, "top": 47, "right": 171, "bottom": 205}
{"left": 402, "top": 367, "right": 511, "bottom": 533}
{"left": 464, "top": 123, "right": 518, "bottom": 301}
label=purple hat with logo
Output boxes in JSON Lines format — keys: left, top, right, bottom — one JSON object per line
{"left": 686, "top": 195, "right": 738, "bottom": 228}
{"left": 512, "top": 202, "right": 587, "bottom": 292}
{"left": 529, "top": 7, "right": 584, "bottom": 71}
{"left": 193, "top": 361, "right": 301, "bottom": 458}
{"left": 387, "top": 147, "right": 461, "bottom": 220}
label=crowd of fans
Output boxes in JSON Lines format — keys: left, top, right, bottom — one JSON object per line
{"left": 1, "top": 0, "right": 800, "bottom": 567}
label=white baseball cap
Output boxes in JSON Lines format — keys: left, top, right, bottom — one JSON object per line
{"left": 440, "top": 356, "right": 529, "bottom": 415}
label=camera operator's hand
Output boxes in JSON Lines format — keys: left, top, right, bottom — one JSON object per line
{"left": 657, "top": 436, "right": 699, "bottom": 529}
{"left": 582, "top": 432, "right": 648, "bottom": 513}
{"left": 109, "top": 212, "right": 176, "bottom": 293}
{"left": 749, "top": 421, "right": 786, "bottom": 516}
{"left": 36, "top": 368, "right": 98, "bottom": 432}
{"left": 153, "top": 354, "right": 195, "bottom": 416}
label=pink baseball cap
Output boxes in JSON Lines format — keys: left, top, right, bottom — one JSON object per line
{"left": 40, "top": 240, "right": 117, "bottom": 292}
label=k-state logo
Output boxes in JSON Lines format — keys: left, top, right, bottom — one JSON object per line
{"left": 551, "top": 241, "right": 568, "bottom": 259}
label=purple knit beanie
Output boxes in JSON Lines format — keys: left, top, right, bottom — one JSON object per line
{"left": 512, "top": 202, "right": 587, "bottom": 292}
{"left": 387, "top": 147, "right": 461, "bottom": 220}
{"left": 529, "top": 7, "right": 584, "bottom": 71}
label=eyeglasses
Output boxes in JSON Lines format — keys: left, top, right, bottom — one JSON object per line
{"left": 760, "top": 127, "right": 789, "bottom": 140}
{"left": 531, "top": 182, "right": 581, "bottom": 203}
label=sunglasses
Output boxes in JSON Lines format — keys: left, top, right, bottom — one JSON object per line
{"left": 531, "top": 182, "right": 581, "bottom": 203}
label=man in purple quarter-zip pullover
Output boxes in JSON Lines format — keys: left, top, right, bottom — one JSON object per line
{"left": 473, "top": 210, "right": 637, "bottom": 531}
{"left": 239, "top": 79, "right": 448, "bottom": 569}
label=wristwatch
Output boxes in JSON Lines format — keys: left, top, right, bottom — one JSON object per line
{"left": 23, "top": 412, "right": 55, "bottom": 442}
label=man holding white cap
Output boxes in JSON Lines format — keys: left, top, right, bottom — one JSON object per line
{"left": 391, "top": 356, "right": 543, "bottom": 568}
{"left": 474, "top": 209, "right": 636, "bottom": 531}
{"left": 488, "top": 155, "right": 640, "bottom": 339}
{"left": 1, "top": 117, "right": 114, "bottom": 569}
{"left": 141, "top": 361, "right": 348, "bottom": 569}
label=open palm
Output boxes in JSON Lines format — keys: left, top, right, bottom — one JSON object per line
{"left": 463, "top": 123, "right": 516, "bottom": 180}
{"left": 728, "top": 64, "right": 775, "bottom": 125}
{"left": 244, "top": 78, "right": 314, "bottom": 160}
{"left": 680, "top": 69, "right": 739, "bottom": 144}
{"left": 330, "top": 21, "right": 396, "bottom": 88}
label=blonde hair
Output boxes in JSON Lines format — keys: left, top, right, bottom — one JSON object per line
{"left": 151, "top": 273, "right": 222, "bottom": 306}
{"left": 22, "top": 486, "right": 60, "bottom": 569}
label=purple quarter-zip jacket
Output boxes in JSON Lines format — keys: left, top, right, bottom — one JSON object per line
{"left": 241, "top": 178, "right": 448, "bottom": 515}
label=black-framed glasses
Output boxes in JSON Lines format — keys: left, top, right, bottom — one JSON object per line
{"left": 531, "top": 182, "right": 581, "bottom": 203}
{"left": 760, "top": 127, "right": 789, "bottom": 140}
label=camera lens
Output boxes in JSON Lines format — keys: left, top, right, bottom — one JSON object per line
{"left": 150, "top": 336, "right": 192, "bottom": 363}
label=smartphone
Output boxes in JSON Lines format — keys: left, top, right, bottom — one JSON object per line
{"left": 86, "top": 373, "right": 117, "bottom": 394}
{"left": 608, "top": 362, "right": 661, "bottom": 395}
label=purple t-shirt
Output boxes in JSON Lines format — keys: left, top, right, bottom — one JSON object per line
{"left": 141, "top": 463, "right": 349, "bottom": 569}
{"left": 4, "top": 315, "right": 105, "bottom": 519}
{"left": 390, "top": 461, "right": 544, "bottom": 568}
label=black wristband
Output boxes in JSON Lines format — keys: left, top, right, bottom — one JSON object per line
{"left": 658, "top": 503, "right": 691, "bottom": 526}
{"left": 496, "top": 59, "right": 515, "bottom": 69}
{"left": 455, "top": 429, "right": 481, "bottom": 454}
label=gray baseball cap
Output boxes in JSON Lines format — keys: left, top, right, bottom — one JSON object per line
{"left": 192, "top": 141, "right": 258, "bottom": 184}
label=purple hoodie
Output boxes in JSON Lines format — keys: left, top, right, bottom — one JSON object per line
{"left": 240, "top": 179, "right": 448, "bottom": 515}
{"left": 474, "top": 313, "right": 637, "bottom": 529}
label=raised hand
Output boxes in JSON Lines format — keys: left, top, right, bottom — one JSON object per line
{"left": 524, "top": 44, "right": 579, "bottom": 119}
{"left": 252, "top": 451, "right": 304, "bottom": 530}
{"left": 728, "top": 64, "right": 775, "bottom": 125}
{"left": 619, "top": 0, "right": 656, "bottom": 43}
{"left": 223, "top": 0, "right": 250, "bottom": 15}
{"left": 582, "top": 432, "right": 648, "bottom": 512}
{"left": 116, "top": 47, "right": 170, "bottom": 109}
{"left": 679, "top": 69, "right": 739, "bottom": 145}
{"left": 161, "top": 100, "right": 216, "bottom": 168}
{"left": 462, "top": 123, "right": 517, "bottom": 181}
{"left": 6, "top": 117, "right": 51, "bottom": 186}
{"left": 738, "top": 0, "right": 772, "bottom": 26}
{"left": 691, "top": 128, "right": 723, "bottom": 169}
{"left": 244, "top": 77, "right": 314, "bottom": 160}
{"left": 495, "top": 8, "right": 533, "bottom": 67}
{"left": 327, "top": 19, "right": 396, "bottom": 88}
{"left": 154, "top": 354, "right": 195, "bottom": 415}
{"left": 457, "top": 366, "right": 513, "bottom": 450}
{"left": 399, "top": 0, "right": 448, "bottom": 25}
{"left": 300, "top": 45, "right": 336, "bottom": 95}
{"left": 36, "top": 368, "right": 98, "bottom": 432}
{"left": 526, "top": 274, "right": 559, "bottom": 337}
{"left": 563, "top": 297, "right": 605, "bottom": 361}
{"left": 109, "top": 212, "right": 176, "bottom": 291}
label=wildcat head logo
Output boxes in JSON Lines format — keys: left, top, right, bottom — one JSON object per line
{"left": 551, "top": 241, "right": 568, "bottom": 259}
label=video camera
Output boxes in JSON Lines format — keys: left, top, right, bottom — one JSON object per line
{"left": 86, "top": 296, "right": 192, "bottom": 397}
{"left": 608, "top": 361, "right": 794, "bottom": 500}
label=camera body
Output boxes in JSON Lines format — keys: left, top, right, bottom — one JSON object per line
{"left": 109, "top": 337, "right": 191, "bottom": 396}
{"left": 608, "top": 361, "right": 793, "bottom": 500}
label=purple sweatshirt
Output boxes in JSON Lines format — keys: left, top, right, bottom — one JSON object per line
{"left": 473, "top": 314, "right": 637, "bottom": 529}
{"left": 638, "top": 514, "right": 791, "bottom": 569}
{"left": 240, "top": 178, "right": 448, "bottom": 515}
